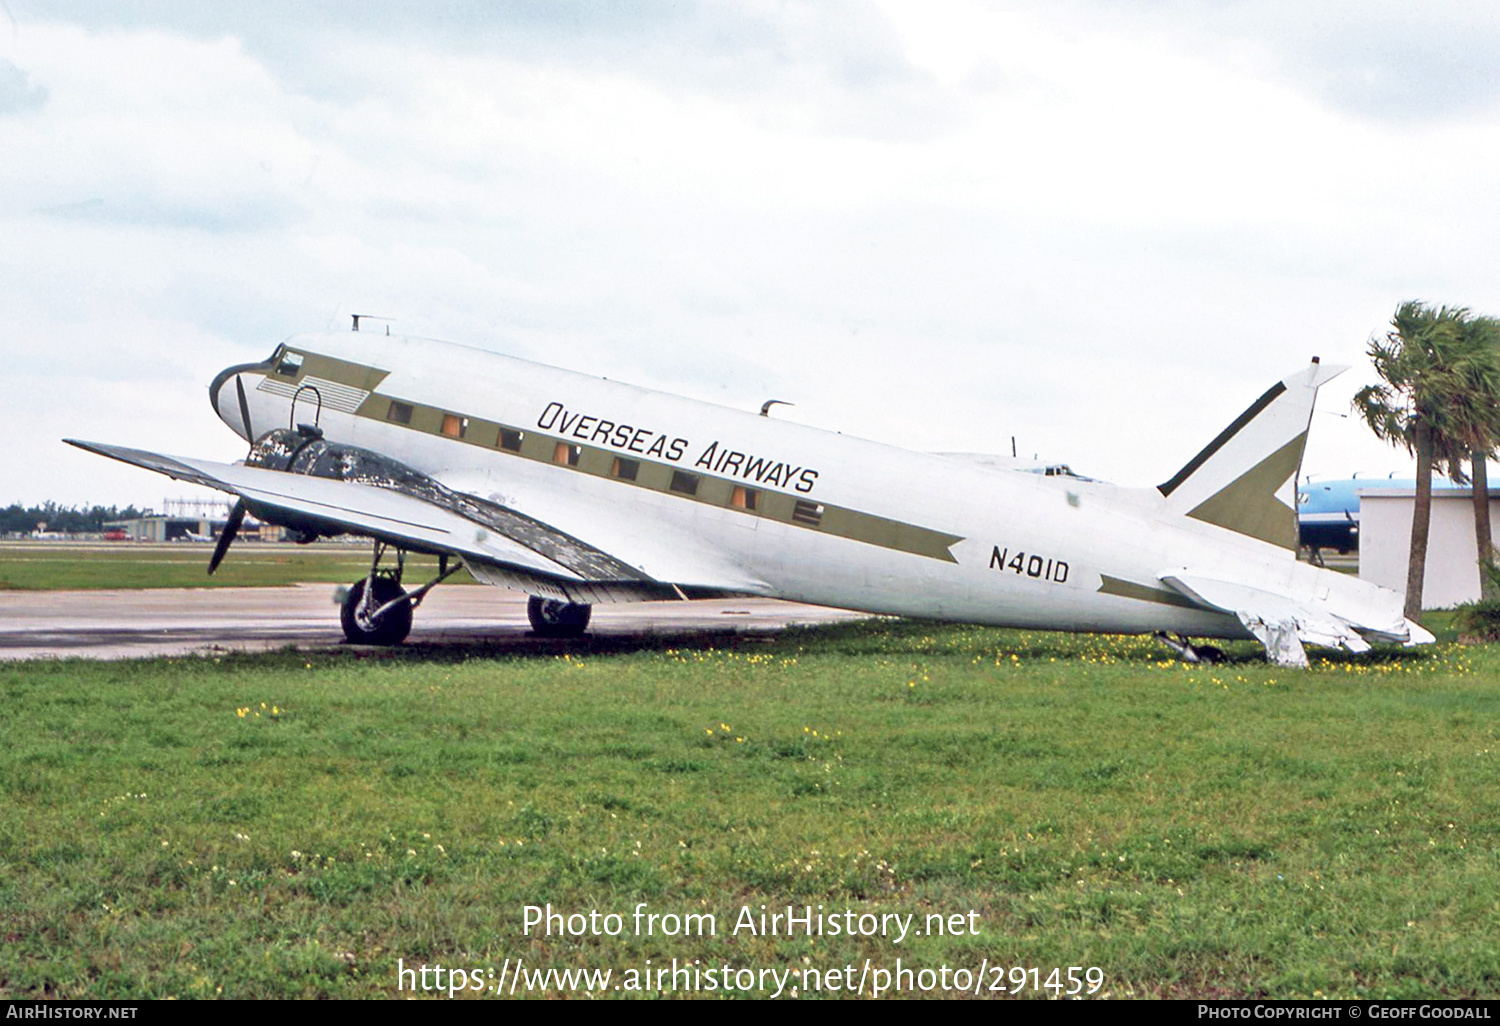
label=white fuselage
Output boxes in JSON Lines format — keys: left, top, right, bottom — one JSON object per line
{"left": 215, "top": 331, "right": 1405, "bottom": 640}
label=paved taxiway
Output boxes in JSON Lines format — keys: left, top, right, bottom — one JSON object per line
{"left": 0, "top": 585, "right": 869, "bottom": 661}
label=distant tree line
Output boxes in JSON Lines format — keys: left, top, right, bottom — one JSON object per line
{"left": 0, "top": 502, "right": 147, "bottom": 534}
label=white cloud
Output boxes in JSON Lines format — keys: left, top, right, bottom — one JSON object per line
{"left": 2, "top": 4, "right": 1497, "bottom": 511}
{"left": 0, "top": 57, "right": 48, "bottom": 114}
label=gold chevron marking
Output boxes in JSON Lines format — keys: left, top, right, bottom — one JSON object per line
{"left": 1185, "top": 433, "right": 1305, "bottom": 550}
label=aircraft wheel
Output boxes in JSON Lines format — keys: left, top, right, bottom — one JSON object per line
{"left": 528, "top": 596, "right": 591, "bottom": 637}
{"left": 1192, "top": 643, "right": 1225, "bottom": 665}
{"left": 341, "top": 577, "right": 413, "bottom": 645}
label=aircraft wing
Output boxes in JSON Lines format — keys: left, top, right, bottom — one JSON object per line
{"left": 1159, "top": 572, "right": 1434, "bottom": 668}
{"left": 65, "top": 440, "right": 760, "bottom": 604}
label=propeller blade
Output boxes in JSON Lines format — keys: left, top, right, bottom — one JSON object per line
{"left": 208, "top": 500, "right": 246, "bottom": 576}
{"left": 235, "top": 375, "right": 254, "bottom": 442}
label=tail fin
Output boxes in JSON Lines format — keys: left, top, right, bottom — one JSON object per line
{"left": 1158, "top": 360, "right": 1346, "bottom": 550}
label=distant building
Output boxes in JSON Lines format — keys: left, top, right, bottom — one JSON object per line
{"left": 103, "top": 514, "right": 283, "bottom": 543}
{"left": 1298, "top": 474, "right": 1468, "bottom": 554}
{"left": 1359, "top": 487, "right": 1500, "bottom": 609}
{"left": 103, "top": 515, "right": 224, "bottom": 543}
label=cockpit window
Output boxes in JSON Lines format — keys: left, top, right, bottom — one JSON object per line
{"left": 276, "top": 350, "right": 304, "bottom": 377}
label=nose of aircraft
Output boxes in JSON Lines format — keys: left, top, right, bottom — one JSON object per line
{"left": 209, "top": 361, "right": 272, "bottom": 443}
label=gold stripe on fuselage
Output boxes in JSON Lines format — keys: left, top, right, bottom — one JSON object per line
{"left": 267, "top": 348, "right": 964, "bottom": 563}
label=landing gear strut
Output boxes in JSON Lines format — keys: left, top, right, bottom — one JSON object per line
{"left": 1154, "top": 632, "right": 1225, "bottom": 665}
{"left": 340, "top": 543, "right": 461, "bottom": 646}
{"left": 528, "top": 596, "right": 592, "bottom": 638}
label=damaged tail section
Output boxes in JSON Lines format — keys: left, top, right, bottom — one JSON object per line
{"left": 1158, "top": 360, "right": 1346, "bottom": 550}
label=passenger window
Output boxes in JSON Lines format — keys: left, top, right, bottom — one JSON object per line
{"left": 499, "top": 428, "right": 524, "bottom": 452}
{"left": 441, "top": 414, "right": 467, "bottom": 438}
{"left": 387, "top": 401, "right": 414, "bottom": 425}
{"left": 553, "top": 442, "right": 581, "bottom": 466}
{"left": 792, "top": 500, "right": 824, "bottom": 526}
{"left": 731, "top": 486, "right": 758, "bottom": 510}
{"left": 669, "top": 471, "right": 700, "bottom": 496}
{"left": 612, "top": 457, "right": 640, "bottom": 481}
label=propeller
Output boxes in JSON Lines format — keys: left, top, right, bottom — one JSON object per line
{"left": 236, "top": 375, "right": 254, "bottom": 441}
{"left": 209, "top": 375, "right": 256, "bottom": 575}
{"left": 208, "top": 499, "right": 246, "bottom": 576}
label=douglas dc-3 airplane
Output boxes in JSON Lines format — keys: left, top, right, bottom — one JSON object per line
{"left": 67, "top": 325, "right": 1433, "bottom": 668}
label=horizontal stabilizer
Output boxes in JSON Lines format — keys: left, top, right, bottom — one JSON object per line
{"left": 1159, "top": 362, "right": 1346, "bottom": 550}
{"left": 1159, "top": 572, "right": 1423, "bottom": 668}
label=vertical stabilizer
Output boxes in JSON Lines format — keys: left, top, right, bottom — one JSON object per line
{"left": 1158, "top": 361, "right": 1346, "bottom": 549}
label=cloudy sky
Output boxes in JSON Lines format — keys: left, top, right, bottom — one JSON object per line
{"left": 5, "top": 1, "right": 1500, "bottom": 510}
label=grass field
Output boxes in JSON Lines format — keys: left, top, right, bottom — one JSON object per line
{"left": 2, "top": 620, "right": 1497, "bottom": 1000}
{"left": 0, "top": 542, "right": 473, "bottom": 590}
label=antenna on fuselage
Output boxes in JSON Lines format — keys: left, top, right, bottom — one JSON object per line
{"left": 351, "top": 314, "right": 396, "bottom": 334}
{"left": 759, "top": 399, "right": 794, "bottom": 417}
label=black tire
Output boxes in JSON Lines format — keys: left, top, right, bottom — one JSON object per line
{"left": 340, "top": 577, "right": 413, "bottom": 645}
{"left": 528, "top": 596, "right": 591, "bottom": 637}
{"left": 1193, "top": 644, "right": 1226, "bottom": 665}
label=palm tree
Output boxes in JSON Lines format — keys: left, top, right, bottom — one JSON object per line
{"left": 1351, "top": 302, "right": 1498, "bottom": 619}
{"left": 1454, "top": 316, "right": 1500, "bottom": 599}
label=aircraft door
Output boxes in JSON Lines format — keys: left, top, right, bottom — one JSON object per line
{"left": 723, "top": 484, "right": 763, "bottom": 572}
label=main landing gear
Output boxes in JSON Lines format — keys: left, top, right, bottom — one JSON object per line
{"left": 339, "top": 542, "right": 461, "bottom": 646}
{"left": 341, "top": 575, "right": 413, "bottom": 645}
{"left": 528, "top": 596, "right": 592, "bottom": 638}
{"left": 1154, "top": 632, "right": 1225, "bottom": 665}
{"left": 336, "top": 542, "right": 594, "bottom": 644}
